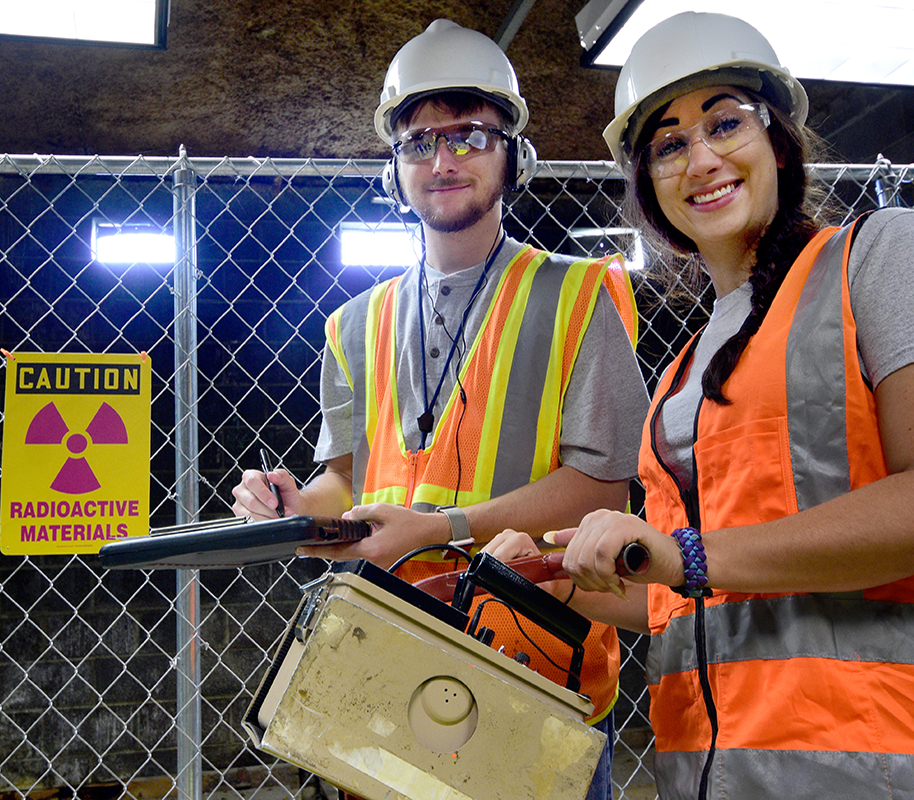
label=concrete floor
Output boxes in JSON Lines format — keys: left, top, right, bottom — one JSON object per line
{"left": 192, "top": 732, "right": 659, "bottom": 800}
{"left": 118, "top": 729, "right": 658, "bottom": 800}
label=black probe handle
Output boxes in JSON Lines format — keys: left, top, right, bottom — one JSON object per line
{"left": 412, "top": 543, "right": 652, "bottom": 603}
{"left": 543, "top": 541, "right": 651, "bottom": 578}
{"left": 615, "top": 542, "right": 652, "bottom": 576}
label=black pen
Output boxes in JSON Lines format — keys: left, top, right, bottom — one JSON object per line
{"left": 259, "top": 447, "right": 285, "bottom": 518}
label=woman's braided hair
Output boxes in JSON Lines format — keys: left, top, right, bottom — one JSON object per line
{"left": 625, "top": 92, "right": 832, "bottom": 403}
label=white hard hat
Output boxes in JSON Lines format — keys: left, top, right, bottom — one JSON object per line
{"left": 374, "top": 19, "right": 529, "bottom": 144}
{"left": 603, "top": 12, "right": 808, "bottom": 168}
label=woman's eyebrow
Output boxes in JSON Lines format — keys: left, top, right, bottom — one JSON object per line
{"left": 655, "top": 93, "right": 743, "bottom": 133}
{"left": 702, "top": 92, "right": 741, "bottom": 111}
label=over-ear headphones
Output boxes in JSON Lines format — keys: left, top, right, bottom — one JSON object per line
{"left": 382, "top": 158, "right": 405, "bottom": 206}
{"left": 382, "top": 135, "right": 538, "bottom": 205}
{"left": 506, "top": 135, "right": 537, "bottom": 191}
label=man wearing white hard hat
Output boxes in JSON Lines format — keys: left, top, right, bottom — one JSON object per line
{"left": 232, "top": 19, "right": 650, "bottom": 800}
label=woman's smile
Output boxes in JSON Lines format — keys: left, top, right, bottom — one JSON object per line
{"left": 688, "top": 181, "right": 740, "bottom": 206}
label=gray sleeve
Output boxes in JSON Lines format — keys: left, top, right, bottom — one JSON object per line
{"left": 849, "top": 208, "right": 914, "bottom": 388}
{"left": 559, "top": 285, "right": 650, "bottom": 481}
{"left": 312, "top": 338, "right": 354, "bottom": 463}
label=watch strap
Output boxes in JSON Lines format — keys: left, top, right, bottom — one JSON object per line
{"left": 435, "top": 505, "right": 473, "bottom": 547}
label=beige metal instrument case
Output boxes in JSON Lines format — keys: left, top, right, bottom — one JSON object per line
{"left": 244, "top": 567, "right": 606, "bottom": 800}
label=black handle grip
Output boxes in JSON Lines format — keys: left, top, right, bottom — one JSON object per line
{"left": 616, "top": 542, "right": 651, "bottom": 577}
{"left": 459, "top": 552, "right": 591, "bottom": 648}
{"left": 544, "top": 541, "right": 651, "bottom": 578}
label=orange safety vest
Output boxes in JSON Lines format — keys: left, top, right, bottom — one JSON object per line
{"left": 639, "top": 220, "right": 914, "bottom": 798}
{"left": 326, "top": 245, "right": 637, "bottom": 722}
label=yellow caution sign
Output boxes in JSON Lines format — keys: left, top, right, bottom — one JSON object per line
{"left": 1, "top": 351, "right": 152, "bottom": 556}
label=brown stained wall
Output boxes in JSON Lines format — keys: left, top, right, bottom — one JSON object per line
{"left": 0, "top": 1, "right": 619, "bottom": 162}
{"left": 3, "top": 1, "right": 913, "bottom": 163}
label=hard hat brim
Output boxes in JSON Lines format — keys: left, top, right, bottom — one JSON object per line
{"left": 604, "top": 62, "right": 808, "bottom": 168}
{"left": 376, "top": 86, "right": 528, "bottom": 144}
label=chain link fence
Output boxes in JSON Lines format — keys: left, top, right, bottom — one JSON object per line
{"left": 0, "top": 153, "right": 910, "bottom": 800}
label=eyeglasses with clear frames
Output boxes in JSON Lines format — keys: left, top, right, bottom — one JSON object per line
{"left": 645, "top": 103, "right": 771, "bottom": 179}
{"left": 393, "top": 122, "right": 509, "bottom": 163}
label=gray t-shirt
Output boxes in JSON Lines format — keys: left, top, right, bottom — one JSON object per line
{"left": 656, "top": 207, "right": 914, "bottom": 486}
{"left": 315, "top": 236, "right": 650, "bottom": 483}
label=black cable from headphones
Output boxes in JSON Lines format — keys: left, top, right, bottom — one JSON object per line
{"left": 418, "top": 267, "right": 471, "bottom": 505}
{"left": 416, "top": 228, "right": 505, "bottom": 451}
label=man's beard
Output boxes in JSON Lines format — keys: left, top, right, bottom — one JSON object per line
{"left": 405, "top": 175, "right": 505, "bottom": 234}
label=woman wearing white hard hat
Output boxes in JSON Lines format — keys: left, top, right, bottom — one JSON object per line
{"left": 486, "top": 11, "right": 914, "bottom": 799}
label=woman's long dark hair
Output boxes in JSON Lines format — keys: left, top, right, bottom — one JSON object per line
{"left": 625, "top": 92, "right": 830, "bottom": 403}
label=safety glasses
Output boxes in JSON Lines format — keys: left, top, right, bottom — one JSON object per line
{"left": 645, "top": 103, "right": 771, "bottom": 179}
{"left": 393, "top": 122, "right": 508, "bottom": 163}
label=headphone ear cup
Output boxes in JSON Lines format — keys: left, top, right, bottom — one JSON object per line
{"left": 513, "top": 136, "right": 537, "bottom": 189}
{"left": 382, "top": 158, "right": 405, "bottom": 206}
{"left": 505, "top": 136, "right": 537, "bottom": 191}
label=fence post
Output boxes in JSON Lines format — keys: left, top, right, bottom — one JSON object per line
{"left": 874, "top": 155, "right": 900, "bottom": 208}
{"left": 172, "top": 146, "right": 202, "bottom": 800}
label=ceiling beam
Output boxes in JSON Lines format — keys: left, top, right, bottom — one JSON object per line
{"left": 495, "top": 0, "right": 538, "bottom": 49}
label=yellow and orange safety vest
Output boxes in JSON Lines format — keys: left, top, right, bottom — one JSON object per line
{"left": 325, "top": 245, "right": 637, "bottom": 721}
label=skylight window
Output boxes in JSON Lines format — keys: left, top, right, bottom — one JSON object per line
{"left": 0, "top": 0, "right": 167, "bottom": 48}
{"left": 578, "top": 0, "right": 914, "bottom": 87}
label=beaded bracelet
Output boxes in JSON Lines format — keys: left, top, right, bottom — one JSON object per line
{"left": 670, "top": 527, "right": 712, "bottom": 598}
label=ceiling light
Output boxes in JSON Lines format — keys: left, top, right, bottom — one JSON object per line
{"left": 92, "top": 221, "right": 174, "bottom": 265}
{"left": 339, "top": 222, "right": 420, "bottom": 269}
{"left": 570, "top": 227, "right": 644, "bottom": 271}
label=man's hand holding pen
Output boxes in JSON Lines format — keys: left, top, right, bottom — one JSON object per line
{"left": 231, "top": 452, "right": 296, "bottom": 521}
{"left": 259, "top": 448, "right": 285, "bottom": 517}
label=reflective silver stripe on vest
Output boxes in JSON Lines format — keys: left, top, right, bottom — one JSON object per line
{"left": 335, "top": 288, "right": 378, "bottom": 504}
{"left": 786, "top": 225, "right": 852, "bottom": 510}
{"left": 655, "top": 748, "right": 913, "bottom": 799}
{"left": 490, "top": 258, "right": 568, "bottom": 498}
{"left": 646, "top": 592, "right": 914, "bottom": 684}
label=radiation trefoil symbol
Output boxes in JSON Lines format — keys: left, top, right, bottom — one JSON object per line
{"left": 25, "top": 402, "right": 128, "bottom": 494}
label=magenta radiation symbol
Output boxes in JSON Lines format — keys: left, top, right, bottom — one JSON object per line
{"left": 25, "top": 402, "right": 129, "bottom": 494}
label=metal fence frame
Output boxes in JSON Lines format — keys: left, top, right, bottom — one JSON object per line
{"left": 0, "top": 153, "right": 910, "bottom": 800}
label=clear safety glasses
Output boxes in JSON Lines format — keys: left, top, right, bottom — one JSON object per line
{"left": 645, "top": 103, "right": 771, "bottom": 179}
{"left": 393, "top": 122, "right": 509, "bottom": 163}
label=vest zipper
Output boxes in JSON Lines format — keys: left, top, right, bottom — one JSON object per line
{"left": 404, "top": 450, "right": 420, "bottom": 508}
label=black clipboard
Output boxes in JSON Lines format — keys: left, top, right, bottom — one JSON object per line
{"left": 97, "top": 515, "right": 371, "bottom": 570}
